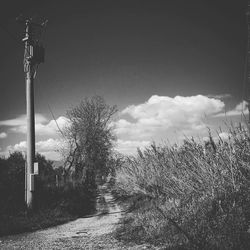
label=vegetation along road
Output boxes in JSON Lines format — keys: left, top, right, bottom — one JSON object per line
{"left": 0, "top": 189, "right": 161, "bottom": 250}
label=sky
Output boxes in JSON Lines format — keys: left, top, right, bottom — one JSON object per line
{"left": 0, "top": 0, "right": 249, "bottom": 160}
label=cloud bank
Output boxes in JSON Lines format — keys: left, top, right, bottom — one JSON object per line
{"left": 0, "top": 114, "right": 69, "bottom": 136}
{"left": 115, "top": 95, "right": 225, "bottom": 140}
{"left": 1, "top": 94, "right": 246, "bottom": 159}
{"left": 6, "top": 138, "right": 62, "bottom": 161}
{"left": 215, "top": 100, "right": 248, "bottom": 117}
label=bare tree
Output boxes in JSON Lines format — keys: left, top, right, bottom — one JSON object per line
{"left": 62, "top": 96, "right": 118, "bottom": 185}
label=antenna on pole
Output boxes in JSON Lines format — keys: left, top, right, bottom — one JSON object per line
{"left": 17, "top": 15, "right": 47, "bottom": 210}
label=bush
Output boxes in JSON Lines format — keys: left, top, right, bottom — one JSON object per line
{"left": 114, "top": 126, "right": 250, "bottom": 249}
{"left": 0, "top": 152, "right": 26, "bottom": 216}
{"left": 0, "top": 152, "right": 97, "bottom": 236}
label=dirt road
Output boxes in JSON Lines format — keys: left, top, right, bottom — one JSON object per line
{"left": 0, "top": 191, "right": 159, "bottom": 250}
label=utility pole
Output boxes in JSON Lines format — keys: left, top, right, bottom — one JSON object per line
{"left": 247, "top": 1, "right": 250, "bottom": 131}
{"left": 17, "top": 16, "right": 46, "bottom": 210}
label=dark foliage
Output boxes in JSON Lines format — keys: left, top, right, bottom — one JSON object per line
{"left": 62, "top": 95, "right": 117, "bottom": 185}
{"left": 0, "top": 151, "right": 97, "bottom": 236}
{"left": 0, "top": 152, "right": 26, "bottom": 215}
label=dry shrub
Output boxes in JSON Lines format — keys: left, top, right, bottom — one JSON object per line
{"left": 114, "top": 125, "right": 250, "bottom": 249}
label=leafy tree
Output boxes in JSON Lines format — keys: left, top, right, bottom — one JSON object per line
{"left": 0, "top": 152, "right": 26, "bottom": 215}
{"left": 62, "top": 95, "right": 117, "bottom": 185}
{"left": 0, "top": 158, "right": 11, "bottom": 214}
{"left": 7, "top": 151, "right": 25, "bottom": 186}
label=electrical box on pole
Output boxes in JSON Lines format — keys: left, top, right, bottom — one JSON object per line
{"left": 34, "top": 162, "right": 39, "bottom": 175}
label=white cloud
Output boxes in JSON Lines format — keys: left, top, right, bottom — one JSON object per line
{"left": 203, "top": 132, "right": 231, "bottom": 145}
{"left": 2, "top": 95, "right": 243, "bottom": 159}
{"left": 215, "top": 101, "right": 248, "bottom": 117}
{"left": 115, "top": 95, "right": 225, "bottom": 140}
{"left": 7, "top": 138, "right": 62, "bottom": 152}
{"left": 34, "top": 116, "right": 69, "bottom": 136}
{"left": 36, "top": 138, "right": 62, "bottom": 152}
{"left": 0, "top": 114, "right": 69, "bottom": 136}
{"left": 7, "top": 141, "right": 27, "bottom": 152}
{"left": 218, "top": 132, "right": 231, "bottom": 140}
{"left": 122, "top": 95, "right": 224, "bottom": 119}
{"left": 0, "top": 132, "right": 7, "bottom": 139}
{"left": 0, "top": 114, "right": 47, "bottom": 127}
{"left": 115, "top": 139, "right": 151, "bottom": 155}
{"left": 6, "top": 138, "right": 63, "bottom": 161}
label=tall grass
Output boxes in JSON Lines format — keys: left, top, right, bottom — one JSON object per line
{"left": 114, "top": 125, "right": 250, "bottom": 249}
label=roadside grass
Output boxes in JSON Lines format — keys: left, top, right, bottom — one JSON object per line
{"left": 113, "top": 125, "right": 250, "bottom": 249}
{"left": 0, "top": 184, "right": 97, "bottom": 237}
{"left": 0, "top": 208, "right": 76, "bottom": 237}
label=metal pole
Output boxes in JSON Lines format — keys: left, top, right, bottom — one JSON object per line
{"left": 17, "top": 16, "right": 46, "bottom": 210}
{"left": 24, "top": 21, "right": 35, "bottom": 210}
{"left": 24, "top": 153, "right": 27, "bottom": 204}
{"left": 26, "top": 70, "right": 35, "bottom": 209}
{"left": 247, "top": 1, "right": 250, "bottom": 131}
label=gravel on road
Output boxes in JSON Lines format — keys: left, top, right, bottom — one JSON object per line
{"left": 0, "top": 190, "right": 161, "bottom": 250}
